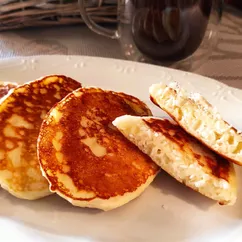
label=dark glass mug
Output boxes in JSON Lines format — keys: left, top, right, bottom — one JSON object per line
{"left": 79, "top": 0, "right": 223, "bottom": 70}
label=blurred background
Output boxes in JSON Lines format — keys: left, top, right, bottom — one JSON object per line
{"left": 226, "top": 0, "right": 242, "bottom": 9}
{"left": 0, "top": 0, "right": 241, "bottom": 89}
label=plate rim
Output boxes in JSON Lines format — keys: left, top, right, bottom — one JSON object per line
{"left": 0, "top": 54, "right": 238, "bottom": 92}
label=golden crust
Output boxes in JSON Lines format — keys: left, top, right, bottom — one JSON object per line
{"left": 0, "top": 75, "right": 81, "bottom": 199}
{"left": 38, "top": 87, "right": 159, "bottom": 209}
{"left": 144, "top": 118, "right": 232, "bottom": 182}
{"left": 113, "top": 115, "right": 237, "bottom": 205}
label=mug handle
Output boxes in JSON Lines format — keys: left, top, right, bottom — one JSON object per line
{"left": 78, "top": 0, "right": 119, "bottom": 39}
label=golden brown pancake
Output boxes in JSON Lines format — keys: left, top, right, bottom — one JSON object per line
{"left": 0, "top": 82, "right": 17, "bottom": 99}
{"left": 113, "top": 116, "right": 237, "bottom": 205}
{"left": 0, "top": 75, "right": 81, "bottom": 200}
{"left": 38, "top": 87, "right": 159, "bottom": 211}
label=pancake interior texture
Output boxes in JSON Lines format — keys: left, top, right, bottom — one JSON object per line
{"left": 0, "top": 82, "right": 18, "bottom": 99}
{"left": 149, "top": 82, "right": 242, "bottom": 166}
{"left": 38, "top": 87, "right": 159, "bottom": 211}
{"left": 0, "top": 75, "right": 81, "bottom": 200}
{"left": 113, "top": 116, "right": 237, "bottom": 205}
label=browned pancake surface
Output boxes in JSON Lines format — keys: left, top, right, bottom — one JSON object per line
{"left": 144, "top": 118, "right": 231, "bottom": 182}
{"left": 0, "top": 75, "right": 81, "bottom": 199}
{"left": 38, "top": 88, "right": 158, "bottom": 201}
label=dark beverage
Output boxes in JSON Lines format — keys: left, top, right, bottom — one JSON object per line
{"left": 81, "top": 0, "right": 221, "bottom": 69}
{"left": 131, "top": 0, "right": 213, "bottom": 62}
{"left": 226, "top": 0, "right": 242, "bottom": 9}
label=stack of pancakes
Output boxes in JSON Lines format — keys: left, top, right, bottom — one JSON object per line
{"left": 114, "top": 82, "right": 239, "bottom": 206}
{"left": 0, "top": 77, "right": 240, "bottom": 211}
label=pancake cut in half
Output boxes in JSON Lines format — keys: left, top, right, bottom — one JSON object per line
{"left": 150, "top": 82, "right": 242, "bottom": 166}
{"left": 0, "top": 82, "right": 18, "bottom": 99}
{"left": 0, "top": 75, "right": 81, "bottom": 200}
{"left": 38, "top": 87, "right": 159, "bottom": 211}
{"left": 113, "top": 115, "right": 237, "bottom": 205}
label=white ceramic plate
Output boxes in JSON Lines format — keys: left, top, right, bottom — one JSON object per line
{"left": 0, "top": 55, "right": 242, "bottom": 242}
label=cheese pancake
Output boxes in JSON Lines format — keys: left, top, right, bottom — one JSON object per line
{"left": 0, "top": 75, "right": 81, "bottom": 200}
{"left": 38, "top": 88, "right": 159, "bottom": 211}
{"left": 150, "top": 82, "right": 242, "bottom": 166}
{"left": 0, "top": 82, "right": 17, "bottom": 99}
{"left": 113, "top": 116, "right": 237, "bottom": 205}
